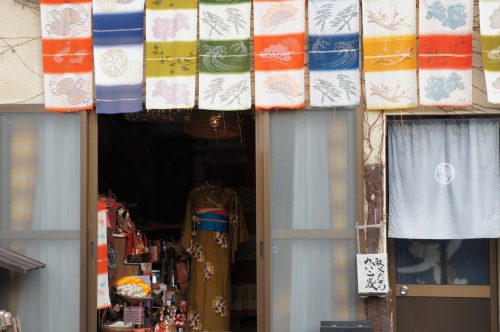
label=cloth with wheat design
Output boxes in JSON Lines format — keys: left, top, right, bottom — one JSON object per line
{"left": 40, "top": 0, "right": 93, "bottom": 112}
{"left": 362, "top": 0, "right": 417, "bottom": 110}
{"left": 309, "top": 0, "right": 360, "bottom": 108}
{"left": 479, "top": 0, "right": 500, "bottom": 103}
{"left": 146, "top": 0, "right": 197, "bottom": 109}
{"left": 254, "top": 0, "right": 305, "bottom": 110}
{"left": 419, "top": 0, "right": 472, "bottom": 106}
{"left": 199, "top": 0, "right": 251, "bottom": 111}
{"left": 93, "top": 0, "right": 144, "bottom": 114}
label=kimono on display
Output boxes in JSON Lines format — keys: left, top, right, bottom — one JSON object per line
{"left": 181, "top": 183, "right": 248, "bottom": 331}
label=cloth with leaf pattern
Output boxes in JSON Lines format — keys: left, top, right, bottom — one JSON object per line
{"left": 199, "top": 0, "right": 251, "bottom": 111}
{"left": 254, "top": 0, "right": 305, "bottom": 110}
{"left": 309, "top": 0, "right": 360, "bottom": 108}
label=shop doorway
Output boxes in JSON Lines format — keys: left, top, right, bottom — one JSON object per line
{"left": 97, "top": 111, "right": 257, "bottom": 331}
{"left": 390, "top": 239, "right": 498, "bottom": 332}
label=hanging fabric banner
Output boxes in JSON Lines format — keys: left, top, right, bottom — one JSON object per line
{"left": 93, "top": 0, "right": 145, "bottom": 114}
{"left": 40, "top": 0, "right": 93, "bottom": 112}
{"left": 145, "top": 0, "right": 197, "bottom": 110}
{"left": 419, "top": 0, "right": 473, "bottom": 106}
{"left": 308, "top": 0, "right": 360, "bottom": 108}
{"left": 362, "top": 0, "right": 417, "bottom": 110}
{"left": 97, "top": 203, "right": 112, "bottom": 309}
{"left": 388, "top": 119, "right": 500, "bottom": 239}
{"left": 254, "top": 0, "right": 305, "bottom": 110}
{"left": 198, "top": 0, "right": 251, "bottom": 111}
{"left": 480, "top": 0, "right": 500, "bottom": 103}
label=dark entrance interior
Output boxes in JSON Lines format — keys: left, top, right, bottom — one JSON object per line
{"left": 98, "top": 110, "right": 257, "bottom": 331}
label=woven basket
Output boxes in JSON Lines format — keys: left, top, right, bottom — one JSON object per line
{"left": 116, "top": 293, "right": 151, "bottom": 305}
{"left": 101, "top": 324, "right": 135, "bottom": 332}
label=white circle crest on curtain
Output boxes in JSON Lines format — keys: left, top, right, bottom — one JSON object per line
{"left": 434, "top": 163, "right": 455, "bottom": 185}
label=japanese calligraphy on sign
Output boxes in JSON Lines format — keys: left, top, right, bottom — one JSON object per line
{"left": 356, "top": 253, "right": 389, "bottom": 295}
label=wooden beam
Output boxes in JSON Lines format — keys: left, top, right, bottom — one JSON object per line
{"left": 363, "top": 163, "right": 393, "bottom": 332}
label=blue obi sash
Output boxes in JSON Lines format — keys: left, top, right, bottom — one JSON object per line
{"left": 194, "top": 209, "right": 229, "bottom": 233}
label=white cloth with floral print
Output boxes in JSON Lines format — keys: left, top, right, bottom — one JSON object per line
{"left": 41, "top": 0, "right": 93, "bottom": 111}
{"left": 145, "top": 0, "right": 198, "bottom": 109}
{"left": 93, "top": 0, "right": 145, "bottom": 114}
{"left": 418, "top": 0, "right": 473, "bottom": 106}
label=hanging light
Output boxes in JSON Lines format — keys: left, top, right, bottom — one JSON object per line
{"left": 183, "top": 111, "right": 240, "bottom": 140}
{"left": 209, "top": 114, "right": 223, "bottom": 131}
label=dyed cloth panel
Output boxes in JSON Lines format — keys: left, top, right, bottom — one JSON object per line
{"left": 362, "top": 0, "right": 417, "bottom": 110}
{"left": 97, "top": 206, "right": 112, "bottom": 309}
{"left": 419, "top": 0, "right": 473, "bottom": 106}
{"left": 480, "top": 0, "right": 500, "bottom": 103}
{"left": 40, "top": 0, "right": 93, "bottom": 112}
{"left": 199, "top": 0, "right": 251, "bottom": 111}
{"left": 254, "top": 0, "right": 305, "bottom": 110}
{"left": 146, "top": 0, "right": 197, "bottom": 109}
{"left": 308, "top": 0, "right": 360, "bottom": 108}
{"left": 388, "top": 119, "right": 500, "bottom": 239}
{"left": 93, "top": 0, "right": 144, "bottom": 114}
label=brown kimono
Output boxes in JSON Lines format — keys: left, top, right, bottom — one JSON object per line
{"left": 181, "top": 184, "right": 248, "bottom": 331}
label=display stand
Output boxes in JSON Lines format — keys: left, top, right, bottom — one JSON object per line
{"left": 117, "top": 295, "right": 151, "bottom": 330}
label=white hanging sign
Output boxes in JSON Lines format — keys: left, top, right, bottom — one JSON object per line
{"left": 356, "top": 253, "right": 389, "bottom": 296}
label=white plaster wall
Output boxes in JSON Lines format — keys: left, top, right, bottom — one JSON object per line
{"left": 0, "top": 1, "right": 44, "bottom": 104}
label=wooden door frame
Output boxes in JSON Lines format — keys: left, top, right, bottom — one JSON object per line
{"left": 256, "top": 111, "right": 270, "bottom": 332}
{"left": 86, "top": 110, "right": 98, "bottom": 332}
{"left": 388, "top": 238, "right": 498, "bottom": 331}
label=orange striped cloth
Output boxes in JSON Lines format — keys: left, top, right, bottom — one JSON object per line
{"left": 97, "top": 201, "right": 112, "bottom": 309}
{"left": 40, "top": 0, "right": 93, "bottom": 112}
{"left": 419, "top": 0, "right": 473, "bottom": 106}
{"left": 254, "top": 0, "right": 305, "bottom": 110}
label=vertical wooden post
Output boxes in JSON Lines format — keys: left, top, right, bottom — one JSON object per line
{"left": 362, "top": 164, "right": 393, "bottom": 332}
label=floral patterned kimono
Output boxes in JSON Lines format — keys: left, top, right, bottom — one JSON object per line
{"left": 181, "top": 184, "right": 248, "bottom": 331}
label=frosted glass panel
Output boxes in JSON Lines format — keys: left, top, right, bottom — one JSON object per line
{"left": 270, "top": 111, "right": 357, "bottom": 332}
{"left": 0, "top": 113, "right": 81, "bottom": 231}
{"left": 0, "top": 113, "right": 81, "bottom": 332}
{"left": 0, "top": 240, "right": 80, "bottom": 332}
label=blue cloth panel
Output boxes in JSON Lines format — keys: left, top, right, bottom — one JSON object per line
{"left": 96, "top": 98, "right": 143, "bottom": 114}
{"left": 96, "top": 85, "right": 143, "bottom": 114}
{"left": 93, "top": 12, "right": 144, "bottom": 31}
{"left": 93, "top": 30, "right": 144, "bottom": 46}
{"left": 96, "top": 84, "right": 143, "bottom": 100}
{"left": 309, "top": 34, "right": 359, "bottom": 71}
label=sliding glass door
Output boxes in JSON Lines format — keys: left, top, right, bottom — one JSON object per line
{"left": 0, "top": 113, "right": 83, "bottom": 332}
{"left": 268, "top": 110, "right": 359, "bottom": 332}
